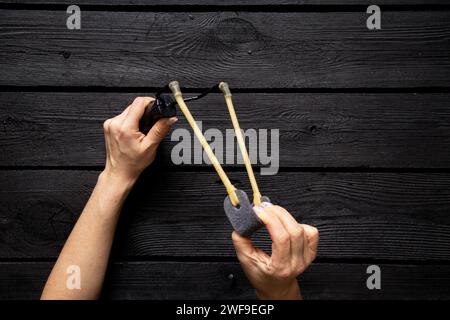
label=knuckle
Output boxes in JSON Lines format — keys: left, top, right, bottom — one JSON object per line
{"left": 293, "top": 225, "right": 304, "bottom": 239}
{"left": 277, "top": 233, "right": 290, "bottom": 245}
{"left": 277, "top": 267, "right": 294, "bottom": 280}
{"left": 103, "top": 119, "right": 111, "bottom": 132}
{"left": 295, "top": 263, "right": 306, "bottom": 275}
{"left": 117, "top": 126, "right": 127, "bottom": 137}
{"left": 311, "top": 227, "right": 319, "bottom": 238}
{"left": 152, "top": 126, "right": 163, "bottom": 136}
{"left": 150, "top": 127, "right": 166, "bottom": 142}
{"left": 133, "top": 96, "right": 148, "bottom": 106}
{"left": 109, "top": 120, "right": 120, "bottom": 132}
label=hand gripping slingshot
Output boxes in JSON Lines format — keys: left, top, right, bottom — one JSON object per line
{"left": 143, "top": 81, "right": 271, "bottom": 237}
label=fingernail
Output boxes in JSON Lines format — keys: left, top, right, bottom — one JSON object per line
{"left": 253, "top": 206, "right": 263, "bottom": 214}
{"left": 260, "top": 201, "right": 272, "bottom": 208}
{"left": 253, "top": 206, "right": 268, "bottom": 223}
{"left": 169, "top": 117, "right": 178, "bottom": 125}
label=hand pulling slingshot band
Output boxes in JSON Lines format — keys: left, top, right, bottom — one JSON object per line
{"left": 141, "top": 81, "right": 271, "bottom": 237}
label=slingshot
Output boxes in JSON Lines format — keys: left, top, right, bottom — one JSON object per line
{"left": 146, "top": 81, "right": 271, "bottom": 237}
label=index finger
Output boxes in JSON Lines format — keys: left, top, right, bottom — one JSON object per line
{"left": 122, "top": 97, "right": 154, "bottom": 130}
{"left": 254, "top": 206, "right": 291, "bottom": 265}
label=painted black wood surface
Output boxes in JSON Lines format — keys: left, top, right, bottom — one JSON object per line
{"left": 2, "top": 170, "right": 450, "bottom": 260}
{"left": 2, "top": 92, "right": 450, "bottom": 167}
{"left": 1, "top": 10, "right": 450, "bottom": 88}
{"left": 2, "top": 1, "right": 450, "bottom": 6}
{"left": 0, "top": 1, "right": 450, "bottom": 300}
{"left": 2, "top": 262, "right": 450, "bottom": 300}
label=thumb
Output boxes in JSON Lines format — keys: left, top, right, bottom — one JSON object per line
{"left": 232, "top": 231, "right": 255, "bottom": 258}
{"left": 144, "top": 117, "right": 177, "bottom": 146}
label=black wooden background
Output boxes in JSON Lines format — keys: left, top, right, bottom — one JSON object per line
{"left": 1, "top": 0, "right": 450, "bottom": 300}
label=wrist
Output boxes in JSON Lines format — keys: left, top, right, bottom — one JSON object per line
{"left": 98, "top": 169, "right": 136, "bottom": 196}
{"left": 81, "top": 170, "right": 137, "bottom": 222}
{"left": 256, "top": 281, "right": 302, "bottom": 300}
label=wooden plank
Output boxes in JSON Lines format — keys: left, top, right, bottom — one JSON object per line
{"left": 1, "top": 10, "right": 450, "bottom": 88}
{"left": 2, "top": 92, "right": 450, "bottom": 168}
{"left": 1, "top": 1, "right": 449, "bottom": 6}
{"left": 1, "top": 170, "right": 450, "bottom": 260}
{"left": 1, "top": 261, "right": 449, "bottom": 300}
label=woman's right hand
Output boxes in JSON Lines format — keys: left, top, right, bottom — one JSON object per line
{"left": 232, "top": 202, "right": 319, "bottom": 300}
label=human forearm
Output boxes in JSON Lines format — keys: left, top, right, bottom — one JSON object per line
{"left": 41, "top": 171, "right": 134, "bottom": 299}
{"left": 41, "top": 97, "right": 175, "bottom": 300}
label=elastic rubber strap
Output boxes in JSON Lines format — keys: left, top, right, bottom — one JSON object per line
{"left": 219, "top": 82, "right": 262, "bottom": 206}
{"left": 169, "top": 81, "right": 240, "bottom": 207}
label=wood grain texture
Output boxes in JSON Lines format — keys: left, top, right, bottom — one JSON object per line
{"left": 2, "top": 1, "right": 450, "bottom": 5}
{"left": 1, "top": 1, "right": 449, "bottom": 302}
{"left": 1, "top": 10, "right": 450, "bottom": 88}
{"left": 1, "top": 170, "right": 450, "bottom": 260}
{"left": 2, "top": 92, "right": 450, "bottom": 167}
{"left": 1, "top": 261, "right": 449, "bottom": 300}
